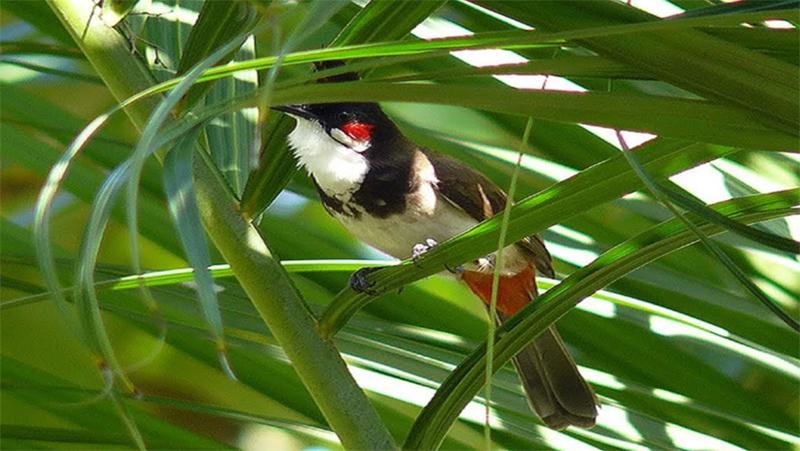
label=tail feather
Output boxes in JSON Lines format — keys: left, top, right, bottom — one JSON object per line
{"left": 506, "top": 318, "right": 598, "bottom": 429}
{"left": 463, "top": 267, "right": 598, "bottom": 430}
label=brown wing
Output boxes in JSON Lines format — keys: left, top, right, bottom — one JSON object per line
{"left": 424, "top": 150, "right": 555, "bottom": 278}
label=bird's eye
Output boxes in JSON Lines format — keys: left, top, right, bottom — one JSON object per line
{"left": 337, "top": 112, "right": 353, "bottom": 123}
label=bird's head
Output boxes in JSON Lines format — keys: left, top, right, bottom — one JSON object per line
{"left": 273, "top": 60, "right": 403, "bottom": 156}
{"left": 273, "top": 102, "right": 394, "bottom": 153}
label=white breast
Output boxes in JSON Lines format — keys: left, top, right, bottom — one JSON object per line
{"left": 333, "top": 195, "right": 475, "bottom": 259}
{"left": 287, "top": 118, "right": 368, "bottom": 196}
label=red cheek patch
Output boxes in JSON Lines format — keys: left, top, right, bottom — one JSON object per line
{"left": 341, "top": 121, "right": 375, "bottom": 141}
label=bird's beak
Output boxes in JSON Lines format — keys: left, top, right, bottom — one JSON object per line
{"left": 271, "top": 104, "right": 316, "bottom": 121}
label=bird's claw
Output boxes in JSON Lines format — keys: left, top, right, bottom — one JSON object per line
{"left": 411, "top": 238, "right": 439, "bottom": 262}
{"left": 411, "top": 238, "right": 463, "bottom": 274}
{"left": 349, "top": 267, "right": 382, "bottom": 296}
{"left": 444, "top": 263, "right": 464, "bottom": 275}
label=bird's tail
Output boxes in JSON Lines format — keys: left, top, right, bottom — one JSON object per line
{"left": 462, "top": 266, "right": 598, "bottom": 430}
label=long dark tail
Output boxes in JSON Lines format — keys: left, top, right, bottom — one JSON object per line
{"left": 463, "top": 267, "right": 597, "bottom": 429}
{"left": 500, "top": 312, "right": 598, "bottom": 429}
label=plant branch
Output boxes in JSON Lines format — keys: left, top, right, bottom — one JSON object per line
{"left": 193, "top": 150, "right": 396, "bottom": 450}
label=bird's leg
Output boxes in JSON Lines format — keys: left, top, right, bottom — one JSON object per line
{"left": 411, "top": 238, "right": 463, "bottom": 274}
{"left": 348, "top": 266, "right": 383, "bottom": 296}
{"left": 476, "top": 254, "right": 496, "bottom": 272}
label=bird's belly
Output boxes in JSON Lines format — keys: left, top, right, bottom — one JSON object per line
{"left": 333, "top": 203, "right": 474, "bottom": 259}
{"left": 332, "top": 202, "right": 530, "bottom": 275}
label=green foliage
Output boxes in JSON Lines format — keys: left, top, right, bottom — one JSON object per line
{"left": 1, "top": 0, "right": 798, "bottom": 450}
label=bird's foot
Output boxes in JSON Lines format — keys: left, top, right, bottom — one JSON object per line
{"left": 349, "top": 267, "right": 383, "bottom": 296}
{"left": 476, "top": 255, "right": 496, "bottom": 272}
{"left": 445, "top": 262, "right": 465, "bottom": 275}
{"left": 411, "top": 238, "right": 439, "bottom": 262}
{"left": 411, "top": 238, "right": 463, "bottom": 274}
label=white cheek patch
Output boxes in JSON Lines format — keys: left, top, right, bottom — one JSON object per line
{"left": 330, "top": 128, "right": 370, "bottom": 153}
{"left": 287, "top": 119, "right": 369, "bottom": 196}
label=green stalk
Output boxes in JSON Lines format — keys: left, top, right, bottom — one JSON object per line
{"left": 193, "top": 151, "right": 395, "bottom": 450}
{"left": 484, "top": 118, "right": 532, "bottom": 448}
{"left": 46, "top": 1, "right": 396, "bottom": 449}
{"left": 1, "top": 259, "right": 394, "bottom": 310}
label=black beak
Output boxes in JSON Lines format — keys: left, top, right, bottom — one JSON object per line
{"left": 271, "top": 104, "right": 316, "bottom": 120}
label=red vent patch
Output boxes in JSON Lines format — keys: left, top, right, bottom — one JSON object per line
{"left": 341, "top": 121, "right": 375, "bottom": 141}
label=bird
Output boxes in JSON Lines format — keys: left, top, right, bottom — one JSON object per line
{"left": 273, "top": 62, "right": 597, "bottom": 430}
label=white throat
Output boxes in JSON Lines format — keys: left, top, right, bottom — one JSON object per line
{"left": 287, "top": 118, "right": 369, "bottom": 196}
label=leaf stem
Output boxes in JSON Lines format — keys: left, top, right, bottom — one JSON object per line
{"left": 615, "top": 131, "right": 800, "bottom": 332}
{"left": 484, "top": 117, "right": 533, "bottom": 449}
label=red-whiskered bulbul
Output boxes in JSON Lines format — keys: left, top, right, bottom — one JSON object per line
{"left": 273, "top": 64, "right": 597, "bottom": 430}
